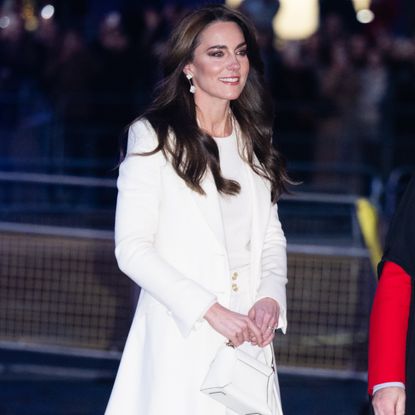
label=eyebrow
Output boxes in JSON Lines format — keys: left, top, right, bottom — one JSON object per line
{"left": 206, "top": 42, "right": 247, "bottom": 51}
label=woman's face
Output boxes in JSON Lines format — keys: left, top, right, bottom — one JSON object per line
{"left": 185, "top": 21, "right": 250, "bottom": 104}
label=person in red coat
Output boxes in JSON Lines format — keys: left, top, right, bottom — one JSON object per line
{"left": 369, "top": 175, "right": 415, "bottom": 415}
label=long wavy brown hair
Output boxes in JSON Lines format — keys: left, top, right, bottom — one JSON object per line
{"left": 138, "top": 4, "right": 290, "bottom": 201}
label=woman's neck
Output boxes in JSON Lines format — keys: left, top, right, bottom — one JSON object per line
{"left": 195, "top": 101, "right": 232, "bottom": 138}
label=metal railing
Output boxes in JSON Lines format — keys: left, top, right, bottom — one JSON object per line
{"left": 0, "top": 175, "right": 377, "bottom": 377}
{"left": 0, "top": 223, "right": 375, "bottom": 375}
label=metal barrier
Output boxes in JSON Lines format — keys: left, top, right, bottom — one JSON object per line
{"left": 0, "top": 224, "right": 133, "bottom": 352}
{"left": 0, "top": 171, "right": 116, "bottom": 229}
{"left": 0, "top": 218, "right": 376, "bottom": 376}
{"left": 278, "top": 245, "right": 374, "bottom": 374}
{"left": 287, "top": 161, "right": 383, "bottom": 200}
{"left": 0, "top": 170, "right": 379, "bottom": 376}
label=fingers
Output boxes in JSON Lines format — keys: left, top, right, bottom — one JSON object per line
{"left": 228, "top": 315, "right": 260, "bottom": 347}
{"left": 249, "top": 299, "right": 280, "bottom": 345}
{"left": 246, "top": 317, "right": 263, "bottom": 345}
{"left": 254, "top": 307, "right": 274, "bottom": 333}
{"left": 249, "top": 327, "right": 275, "bottom": 347}
{"left": 205, "top": 304, "right": 252, "bottom": 347}
{"left": 257, "top": 312, "right": 277, "bottom": 347}
{"left": 239, "top": 323, "right": 251, "bottom": 344}
{"left": 228, "top": 324, "right": 248, "bottom": 347}
{"left": 205, "top": 302, "right": 277, "bottom": 347}
{"left": 255, "top": 307, "right": 266, "bottom": 332}
{"left": 262, "top": 317, "right": 276, "bottom": 336}
{"left": 259, "top": 323, "right": 276, "bottom": 347}
{"left": 259, "top": 311, "right": 276, "bottom": 340}
{"left": 261, "top": 330, "right": 275, "bottom": 347}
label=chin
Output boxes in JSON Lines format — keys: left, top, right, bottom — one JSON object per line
{"left": 227, "top": 93, "right": 243, "bottom": 101}
{"left": 219, "top": 90, "right": 244, "bottom": 101}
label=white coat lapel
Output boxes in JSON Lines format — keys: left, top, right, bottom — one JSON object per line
{"left": 245, "top": 161, "right": 271, "bottom": 298}
{"left": 189, "top": 170, "right": 227, "bottom": 253}
{"left": 248, "top": 166, "right": 270, "bottom": 244}
{"left": 166, "top": 129, "right": 226, "bottom": 253}
{"left": 234, "top": 120, "right": 270, "bottom": 250}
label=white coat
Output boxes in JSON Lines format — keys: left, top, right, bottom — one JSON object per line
{"left": 105, "top": 119, "right": 288, "bottom": 415}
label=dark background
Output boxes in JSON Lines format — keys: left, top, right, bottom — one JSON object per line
{"left": 1, "top": 0, "right": 415, "bottom": 193}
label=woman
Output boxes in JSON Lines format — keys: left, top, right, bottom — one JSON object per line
{"left": 369, "top": 175, "right": 415, "bottom": 415}
{"left": 105, "top": 5, "right": 289, "bottom": 415}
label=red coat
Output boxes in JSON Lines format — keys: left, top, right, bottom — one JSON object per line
{"left": 368, "top": 261, "right": 411, "bottom": 394}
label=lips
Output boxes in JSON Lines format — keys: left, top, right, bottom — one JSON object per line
{"left": 219, "top": 76, "right": 240, "bottom": 85}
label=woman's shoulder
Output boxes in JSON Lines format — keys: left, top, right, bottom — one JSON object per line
{"left": 127, "top": 117, "right": 159, "bottom": 154}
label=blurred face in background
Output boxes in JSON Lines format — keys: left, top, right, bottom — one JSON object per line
{"left": 184, "top": 21, "right": 250, "bottom": 105}
{"left": 99, "top": 12, "right": 128, "bottom": 51}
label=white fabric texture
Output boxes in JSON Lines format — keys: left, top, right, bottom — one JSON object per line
{"left": 104, "top": 119, "right": 288, "bottom": 415}
{"left": 214, "top": 131, "right": 252, "bottom": 270}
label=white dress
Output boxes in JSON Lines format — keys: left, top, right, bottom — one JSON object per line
{"left": 214, "top": 131, "right": 284, "bottom": 415}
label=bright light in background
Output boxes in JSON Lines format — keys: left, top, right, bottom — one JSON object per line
{"left": 22, "top": 0, "right": 38, "bottom": 31}
{"left": 225, "top": 0, "right": 244, "bottom": 8}
{"left": 41, "top": 4, "right": 55, "bottom": 20}
{"left": 0, "top": 16, "right": 10, "bottom": 29}
{"left": 352, "top": 0, "right": 374, "bottom": 24}
{"left": 352, "top": 0, "right": 371, "bottom": 11}
{"left": 357, "top": 9, "right": 374, "bottom": 24}
{"left": 273, "top": 0, "right": 319, "bottom": 40}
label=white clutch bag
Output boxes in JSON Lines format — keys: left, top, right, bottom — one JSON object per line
{"left": 200, "top": 343, "right": 283, "bottom": 415}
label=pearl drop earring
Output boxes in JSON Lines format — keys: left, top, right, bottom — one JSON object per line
{"left": 186, "top": 73, "right": 196, "bottom": 94}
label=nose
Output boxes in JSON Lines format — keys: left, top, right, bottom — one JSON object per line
{"left": 227, "top": 53, "right": 241, "bottom": 71}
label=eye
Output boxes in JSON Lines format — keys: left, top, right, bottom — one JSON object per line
{"left": 236, "top": 48, "right": 248, "bottom": 56}
{"left": 208, "top": 50, "right": 224, "bottom": 57}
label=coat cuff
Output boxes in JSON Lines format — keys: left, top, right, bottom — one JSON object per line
{"left": 373, "top": 382, "right": 405, "bottom": 395}
{"left": 169, "top": 285, "right": 217, "bottom": 338}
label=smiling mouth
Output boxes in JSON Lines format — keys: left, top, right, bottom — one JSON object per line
{"left": 219, "top": 77, "right": 240, "bottom": 84}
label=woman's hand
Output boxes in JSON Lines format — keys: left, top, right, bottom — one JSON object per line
{"left": 372, "top": 387, "right": 405, "bottom": 415}
{"left": 248, "top": 297, "right": 280, "bottom": 347}
{"left": 204, "top": 302, "right": 263, "bottom": 347}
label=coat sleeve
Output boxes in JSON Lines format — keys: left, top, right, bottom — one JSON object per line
{"left": 256, "top": 203, "right": 288, "bottom": 333}
{"left": 368, "top": 260, "right": 411, "bottom": 394}
{"left": 114, "top": 119, "right": 217, "bottom": 338}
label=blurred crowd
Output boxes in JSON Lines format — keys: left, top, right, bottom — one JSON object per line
{"left": 270, "top": 12, "right": 415, "bottom": 179}
{"left": 1, "top": 2, "right": 415, "bottom": 182}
